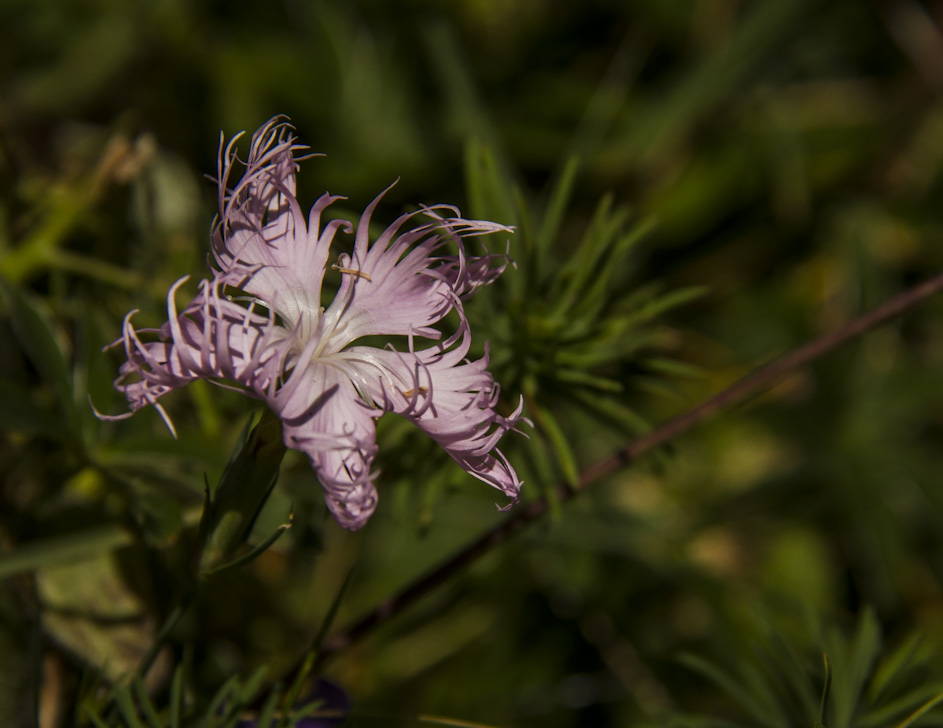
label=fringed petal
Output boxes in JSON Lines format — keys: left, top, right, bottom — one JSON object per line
{"left": 319, "top": 190, "right": 512, "bottom": 350}
{"left": 101, "top": 115, "right": 524, "bottom": 530}
{"left": 274, "top": 362, "right": 380, "bottom": 530}
{"left": 106, "top": 277, "right": 287, "bottom": 431}
{"left": 338, "top": 321, "right": 526, "bottom": 508}
{"left": 212, "top": 121, "right": 346, "bottom": 331}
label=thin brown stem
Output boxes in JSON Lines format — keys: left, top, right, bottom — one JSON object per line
{"left": 319, "top": 269, "right": 943, "bottom": 662}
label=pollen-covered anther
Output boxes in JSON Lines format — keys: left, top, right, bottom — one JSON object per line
{"left": 399, "top": 386, "right": 429, "bottom": 398}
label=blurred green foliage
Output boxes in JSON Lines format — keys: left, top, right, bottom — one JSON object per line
{"left": 5, "top": 0, "right": 943, "bottom": 726}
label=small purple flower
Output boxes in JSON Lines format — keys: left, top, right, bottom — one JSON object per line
{"left": 99, "top": 118, "right": 525, "bottom": 530}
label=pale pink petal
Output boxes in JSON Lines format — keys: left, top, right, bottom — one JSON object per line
{"left": 273, "top": 361, "right": 380, "bottom": 530}
{"left": 338, "top": 325, "right": 525, "bottom": 507}
{"left": 319, "top": 190, "right": 512, "bottom": 350}
{"left": 107, "top": 277, "right": 286, "bottom": 430}
{"left": 212, "top": 121, "right": 351, "bottom": 330}
{"left": 102, "top": 116, "right": 525, "bottom": 531}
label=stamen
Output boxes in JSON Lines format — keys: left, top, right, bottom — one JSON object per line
{"left": 332, "top": 263, "right": 372, "bottom": 281}
{"left": 400, "top": 386, "right": 429, "bottom": 397}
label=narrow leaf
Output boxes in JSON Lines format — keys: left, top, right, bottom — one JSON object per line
{"left": 463, "top": 140, "right": 517, "bottom": 227}
{"left": 201, "top": 519, "right": 292, "bottom": 579}
{"left": 537, "top": 155, "right": 580, "bottom": 254}
{"left": 555, "top": 367, "right": 624, "bottom": 392}
{"left": 617, "top": 286, "right": 708, "bottom": 328}
{"left": 84, "top": 706, "right": 111, "bottom": 728}
{"left": 198, "top": 409, "right": 287, "bottom": 572}
{"left": 255, "top": 685, "right": 281, "bottom": 728}
{"left": 894, "top": 691, "right": 943, "bottom": 728}
{"left": 567, "top": 389, "right": 651, "bottom": 436}
{"left": 533, "top": 403, "right": 580, "bottom": 488}
{"left": 820, "top": 654, "right": 832, "bottom": 727}
{"left": 867, "top": 633, "right": 924, "bottom": 704}
{"left": 169, "top": 664, "right": 183, "bottom": 728}
{"left": 132, "top": 675, "right": 163, "bottom": 728}
{"left": 679, "top": 653, "right": 789, "bottom": 728}
{"left": 114, "top": 684, "right": 147, "bottom": 728}
{"left": 282, "top": 568, "right": 356, "bottom": 725}
{"left": 202, "top": 675, "right": 239, "bottom": 728}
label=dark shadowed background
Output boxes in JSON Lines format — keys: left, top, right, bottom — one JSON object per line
{"left": 4, "top": 1, "right": 943, "bottom": 726}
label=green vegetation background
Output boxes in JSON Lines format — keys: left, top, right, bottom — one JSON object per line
{"left": 4, "top": 0, "right": 943, "bottom": 726}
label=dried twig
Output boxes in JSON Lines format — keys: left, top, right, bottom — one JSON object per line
{"left": 319, "top": 269, "right": 943, "bottom": 661}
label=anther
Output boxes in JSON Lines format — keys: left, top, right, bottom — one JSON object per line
{"left": 332, "top": 264, "right": 372, "bottom": 281}
{"left": 400, "top": 386, "right": 429, "bottom": 397}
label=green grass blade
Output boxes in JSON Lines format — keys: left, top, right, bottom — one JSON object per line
{"left": 200, "top": 675, "right": 239, "bottom": 728}
{"left": 132, "top": 675, "right": 163, "bottom": 728}
{"left": 198, "top": 409, "right": 287, "bottom": 572}
{"left": 894, "top": 691, "right": 943, "bottom": 728}
{"left": 536, "top": 155, "right": 580, "bottom": 254}
{"left": 200, "top": 519, "right": 292, "bottom": 579}
{"left": 255, "top": 684, "right": 281, "bottom": 728}
{"left": 84, "top": 705, "right": 111, "bottom": 728}
{"left": 531, "top": 403, "right": 580, "bottom": 488}
{"left": 679, "top": 653, "right": 788, "bottom": 728}
{"left": 169, "top": 664, "right": 184, "bottom": 728}
{"left": 115, "top": 683, "right": 148, "bottom": 728}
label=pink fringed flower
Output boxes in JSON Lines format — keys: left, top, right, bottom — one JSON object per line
{"left": 99, "top": 118, "right": 526, "bottom": 530}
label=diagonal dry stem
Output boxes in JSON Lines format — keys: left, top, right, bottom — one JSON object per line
{"left": 319, "top": 268, "right": 943, "bottom": 661}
